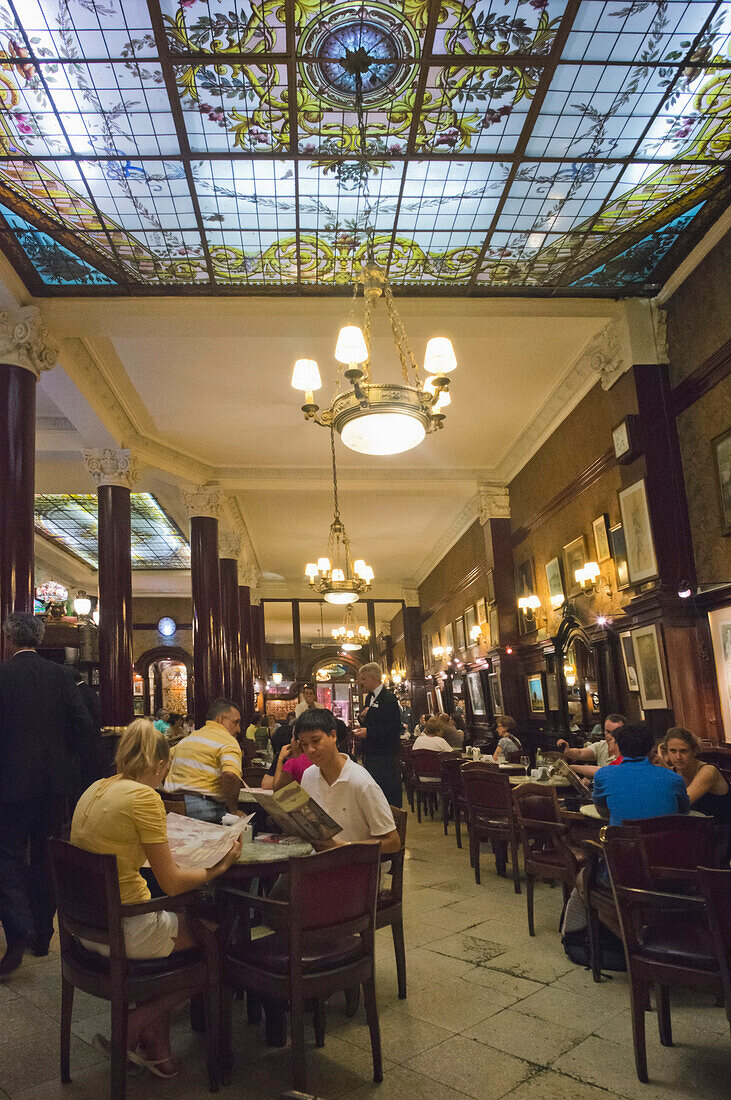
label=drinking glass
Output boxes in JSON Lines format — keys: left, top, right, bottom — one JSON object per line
{"left": 520, "top": 754, "right": 530, "bottom": 777}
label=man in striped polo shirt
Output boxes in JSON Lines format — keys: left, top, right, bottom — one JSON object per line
{"left": 165, "top": 697, "right": 243, "bottom": 822}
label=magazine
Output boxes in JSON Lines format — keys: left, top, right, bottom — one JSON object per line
{"left": 247, "top": 780, "right": 341, "bottom": 843}
{"left": 165, "top": 812, "right": 254, "bottom": 869}
{"left": 552, "top": 757, "right": 593, "bottom": 803}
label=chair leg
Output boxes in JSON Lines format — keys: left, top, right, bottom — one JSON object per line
{"left": 629, "top": 978, "right": 649, "bottom": 1083}
{"left": 344, "top": 985, "right": 360, "bottom": 1016}
{"left": 526, "top": 874, "right": 535, "bottom": 936}
{"left": 204, "top": 979, "right": 221, "bottom": 1092}
{"left": 657, "top": 984, "right": 673, "bottom": 1047}
{"left": 391, "top": 921, "right": 407, "bottom": 1000}
{"left": 312, "top": 999, "right": 326, "bottom": 1048}
{"left": 454, "top": 807, "right": 462, "bottom": 850}
{"left": 110, "top": 997, "right": 129, "bottom": 1100}
{"left": 510, "top": 840, "right": 521, "bottom": 895}
{"left": 220, "top": 990, "right": 234, "bottom": 1087}
{"left": 472, "top": 834, "right": 481, "bottom": 885}
{"left": 290, "top": 1000, "right": 307, "bottom": 1094}
{"left": 362, "top": 975, "right": 383, "bottom": 1083}
{"left": 60, "top": 977, "right": 74, "bottom": 1084}
{"left": 494, "top": 839, "right": 507, "bottom": 878}
{"left": 246, "top": 991, "right": 263, "bottom": 1025}
{"left": 441, "top": 793, "right": 449, "bottom": 835}
{"left": 416, "top": 791, "right": 422, "bottom": 824}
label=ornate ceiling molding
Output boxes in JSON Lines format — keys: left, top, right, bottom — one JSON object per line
{"left": 83, "top": 447, "right": 140, "bottom": 489}
{"left": 402, "top": 587, "right": 420, "bottom": 608}
{"left": 182, "top": 484, "right": 225, "bottom": 520}
{"left": 478, "top": 484, "right": 510, "bottom": 523}
{"left": 0, "top": 306, "right": 58, "bottom": 378}
{"left": 219, "top": 532, "right": 242, "bottom": 560}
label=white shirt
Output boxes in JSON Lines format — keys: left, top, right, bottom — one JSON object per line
{"left": 294, "top": 700, "right": 325, "bottom": 718}
{"left": 300, "top": 755, "right": 395, "bottom": 843}
{"left": 412, "top": 734, "right": 453, "bottom": 753}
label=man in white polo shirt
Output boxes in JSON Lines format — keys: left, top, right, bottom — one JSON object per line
{"left": 295, "top": 709, "right": 400, "bottom": 854}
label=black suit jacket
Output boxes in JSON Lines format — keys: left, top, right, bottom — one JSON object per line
{"left": 362, "top": 687, "right": 401, "bottom": 758}
{"left": 0, "top": 651, "right": 97, "bottom": 803}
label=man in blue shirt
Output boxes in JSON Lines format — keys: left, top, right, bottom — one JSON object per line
{"left": 593, "top": 725, "right": 689, "bottom": 826}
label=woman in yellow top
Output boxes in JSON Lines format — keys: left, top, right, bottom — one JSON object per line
{"left": 71, "top": 719, "right": 241, "bottom": 1078}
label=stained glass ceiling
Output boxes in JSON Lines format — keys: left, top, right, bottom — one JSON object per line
{"left": 0, "top": 1, "right": 727, "bottom": 295}
{"left": 35, "top": 492, "right": 191, "bottom": 569}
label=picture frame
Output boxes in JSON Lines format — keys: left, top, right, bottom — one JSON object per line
{"left": 619, "top": 479, "right": 659, "bottom": 583}
{"left": 430, "top": 631, "right": 441, "bottom": 658}
{"left": 455, "top": 616, "right": 466, "bottom": 653}
{"left": 486, "top": 569, "right": 495, "bottom": 604}
{"left": 592, "top": 514, "right": 611, "bottom": 563}
{"left": 464, "top": 604, "right": 478, "bottom": 643}
{"left": 712, "top": 426, "right": 731, "bottom": 536}
{"left": 514, "top": 557, "right": 536, "bottom": 635}
{"left": 476, "top": 597, "right": 487, "bottom": 625}
{"left": 466, "top": 671, "right": 486, "bottom": 716}
{"left": 422, "top": 635, "right": 431, "bottom": 670}
{"left": 546, "top": 672, "right": 559, "bottom": 711}
{"left": 444, "top": 622, "right": 454, "bottom": 652}
{"left": 544, "top": 556, "right": 565, "bottom": 610}
{"left": 488, "top": 671, "right": 503, "bottom": 715}
{"left": 708, "top": 604, "right": 731, "bottom": 741}
{"left": 562, "top": 535, "right": 587, "bottom": 597}
{"left": 609, "top": 523, "right": 630, "bottom": 589}
{"left": 526, "top": 672, "right": 546, "bottom": 714}
{"left": 489, "top": 606, "right": 499, "bottom": 647}
{"left": 619, "top": 630, "right": 640, "bottom": 692}
{"left": 631, "top": 623, "right": 668, "bottom": 709}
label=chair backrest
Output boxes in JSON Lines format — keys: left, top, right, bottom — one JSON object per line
{"left": 603, "top": 827, "right": 654, "bottom": 893}
{"left": 441, "top": 754, "right": 465, "bottom": 800}
{"left": 512, "top": 783, "right": 561, "bottom": 827}
{"left": 624, "top": 814, "right": 723, "bottom": 871}
{"left": 288, "top": 843, "right": 381, "bottom": 955}
{"left": 243, "top": 764, "right": 268, "bottom": 787}
{"left": 698, "top": 867, "right": 731, "bottom": 1001}
{"left": 163, "top": 798, "right": 187, "bottom": 816}
{"left": 461, "top": 763, "right": 513, "bottom": 815}
{"left": 390, "top": 805, "right": 408, "bottom": 848}
{"left": 48, "top": 839, "right": 125, "bottom": 957}
{"left": 410, "top": 748, "right": 445, "bottom": 779}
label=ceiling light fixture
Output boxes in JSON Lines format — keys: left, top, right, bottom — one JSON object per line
{"left": 332, "top": 604, "right": 371, "bottom": 651}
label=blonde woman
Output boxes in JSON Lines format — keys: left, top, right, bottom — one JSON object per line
{"left": 71, "top": 719, "right": 241, "bottom": 1078}
{"left": 659, "top": 727, "right": 731, "bottom": 852}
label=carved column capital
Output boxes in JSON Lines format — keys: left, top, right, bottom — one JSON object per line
{"left": 219, "top": 533, "right": 242, "bottom": 560}
{"left": 83, "top": 448, "right": 140, "bottom": 489}
{"left": 402, "top": 587, "right": 420, "bottom": 608}
{"left": 585, "top": 319, "right": 633, "bottom": 391}
{"left": 182, "top": 484, "right": 224, "bottom": 520}
{"left": 0, "top": 306, "right": 59, "bottom": 377}
{"left": 478, "top": 484, "right": 510, "bottom": 524}
{"left": 239, "top": 566, "right": 257, "bottom": 588}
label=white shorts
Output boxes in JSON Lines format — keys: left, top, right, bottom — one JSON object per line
{"left": 81, "top": 910, "right": 179, "bottom": 959}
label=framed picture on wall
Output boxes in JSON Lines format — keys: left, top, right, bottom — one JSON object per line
{"left": 464, "top": 604, "right": 478, "bottom": 642}
{"left": 631, "top": 624, "right": 668, "bottom": 709}
{"left": 546, "top": 672, "right": 559, "bottom": 711}
{"left": 422, "top": 635, "right": 431, "bottom": 670}
{"left": 712, "top": 426, "right": 731, "bottom": 536}
{"left": 708, "top": 604, "right": 731, "bottom": 742}
{"left": 619, "top": 479, "right": 658, "bottom": 583}
{"left": 545, "top": 556, "right": 565, "bottom": 610}
{"left": 592, "top": 514, "right": 611, "bottom": 562}
{"left": 619, "top": 630, "right": 640, "bottom": 692}
{"left": 445, "top": 622, "right": 454, "bottom": 652}
{"left": 466, "top": 671, "right": 486, "bottom": 715}
{"left": 514, "top": 557, "right": 536, "bottom": 635}
{"left": 488, "top": 671, "right": 503, "bottom": 715}
{"left": 610, "top": 523, "right": 630, "bottom": 589}
{"left": 562, "top": 535, "right": 587, "bottom": 597}
{"left": 434, "top": 687, "right": 445, "bottom": 714}
{"left": 455, "top": 616, "right": 466, "bottom": 652}
{"left": 430, "top": 631, "right": 441, "bottom": 658}
{"left": 476, "top": 598, "right": 487, "bottom": 625}
{"left": 486, "top": 570, "right": 495, "bottom": 604}
{"left": 489, "top": 606, "right": 499, "bottom": 646}
{"left": 526, "top": 673, "right": 546, "bottom": 714}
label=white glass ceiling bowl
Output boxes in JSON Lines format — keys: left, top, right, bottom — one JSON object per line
{"left": 323, "top": 589, "right": 360, "bottom": 605}
{"left": 340, "top": 411, "right": 426, "bottom": 456}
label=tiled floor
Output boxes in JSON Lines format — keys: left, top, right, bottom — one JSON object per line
{"left": 1, "top": 812, "right": 729, "bottom": 1098}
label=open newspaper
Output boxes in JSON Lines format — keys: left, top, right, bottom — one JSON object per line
{"left": 552, "top": 756, "right": 593, "bottom": 802}
{"left": 166, "top": 812, "right": 253, "bottom": 869}
{"left": 247, "top": 781, "right": 341, "bottom": 843}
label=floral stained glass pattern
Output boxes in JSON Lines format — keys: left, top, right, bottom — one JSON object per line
{"left": 0, "top": 0, "right": 726, "bottom": 295}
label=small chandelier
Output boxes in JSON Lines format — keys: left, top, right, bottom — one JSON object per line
{"left": 305, "top": 428, "right": 374, "bottom": 604}
{"left": 332, "top": 605, "right": 371, "bottom": 651}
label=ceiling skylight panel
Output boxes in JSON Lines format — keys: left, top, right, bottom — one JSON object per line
{"left": 435, "top": 0, "right": 570, "bottom": 56}
{"left": 1, "top": 0, "right": 157, "bottom": 61}
{"left": 176, "top": 62, "right": 291, "bottom": 154}
{"left": 563, "top": 1, "right": 719, "bottom": 64}
{"left": 160, "top": 0, "right": 287, "bottom": 55}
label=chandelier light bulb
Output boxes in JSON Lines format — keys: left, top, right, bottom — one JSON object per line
{"left": 340, "top": 410, "right": 426, "bottom": 456}
{"left": 331, "top": 568, "right": 345, "bottom": 582}
{"left": 424, "top": 336, "right": 457, "bottom": 375}
{"left": 291, "top": 358, "right": 322, "bottom": 391}
{"left": 73, "top": 593, "right": 91, "bottom": 617}
{"left": 335, "top": 325, "right": 368, "bottom": 365}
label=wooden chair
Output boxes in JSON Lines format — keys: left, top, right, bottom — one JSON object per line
{"left": 604, "top": 829, "right": 722, "bottom": 1083}
{"left": 48, "top": 839, "right": 221, "bottom": 1100}
{"left": 410, "top": 749, "right": 444, "bottom": 823}
{"left": 441, "top": 754, "right": 468, "bottom": 850}
{"left": 161, "top": 793, "right": 187, "bottom": 816}
{"left": 462, "top": 764, "right": 521, "bottom": 892}
{"left": 400, "top": 742, "right": 415, "bottom": 812}
{"left": 376, "top": 806, "right": 408, "bottom": 999}
{"left": 220, "top": 843, "right": 382, "bottom": 1095}
{"left": 242, "top": 764, "right": 268, "bottom": 788}
{"left": 512, "top": 783, "right": 582, "bottom": 935}
{"left": 698, "top": 867, "right": 731, "bottom": 1034}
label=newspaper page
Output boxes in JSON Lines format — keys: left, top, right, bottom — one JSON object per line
{"left": 248, "top": 781, "right": 341, "bottom": 843}
{"left": 553, "top": 757, "right": 593, "bottom": 802}
{"left": 166, "top": 812, "right": 253, "bottom": 869}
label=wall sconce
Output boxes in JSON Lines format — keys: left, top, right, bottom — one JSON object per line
{"left": 574, "top": 561, "right": 612, "bottom": 597}
{"left": 271, "top": 671, "right": 283, "bottom": 685}
{"left": 390, "top": 667, "right": 404, "bottom": 685}
{"left": 73, "top": 591, "right": 92, "bottom": 618}
{"left": 564, "top": 662, "right": 577, "bottom": 687}
{"left": 517, "top": 594, "right": 543, "bottom": 625}
{"left": 432, "top": 644, "right": 453, "bottom": 660}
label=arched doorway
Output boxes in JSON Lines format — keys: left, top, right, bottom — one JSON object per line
{"left": 136, "top": 646, "right": 193, "bottom": 718}
{"left": 306, "top": 653, "right": 362, "bottom": 725}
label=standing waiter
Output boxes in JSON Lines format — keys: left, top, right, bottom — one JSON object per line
{"left": 354, "top": 662, "right": 402, "bottom": 808}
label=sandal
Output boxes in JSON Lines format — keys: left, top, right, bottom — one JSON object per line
{"left": 91, "top": 1033, "right": 144, "bottom": 1075}
{"left": 126, "top": 1049, "right": 181, "bottom": 1079}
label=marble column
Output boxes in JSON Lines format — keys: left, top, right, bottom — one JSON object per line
{"left": 251, "top": 601, "right": 264, "bottom": 681}
{"left": 0, "top": 308, "right": 58, "bottom": 659}
{"left": 239, "top": 579, "right": 255, "bottom": 726}
{"left": 401, "top": 595, "right": 427, "bottom": 721}
{"left": 219, "top": 534, "right": 243, "bottom": 709}
{"left": 84, "top": 449, "right": 138, "bottom": 729}
{"left": 183, "top": 485, "right": 224, "bottom": 728}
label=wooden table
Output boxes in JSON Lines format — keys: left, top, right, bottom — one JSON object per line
{"left": 509, "top": 774, "right": 571, "bottom": 788}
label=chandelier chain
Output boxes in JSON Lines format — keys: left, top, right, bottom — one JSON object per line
{"left": 384, "top": 285, "right": 419, "bottom": 385}
{"left": 330, "top": 424, "right": 340, "bottom": 520}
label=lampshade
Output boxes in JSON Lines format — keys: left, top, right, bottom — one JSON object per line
{"left": 424, "top": 376, "right": 451, "bottom": 410}
{"left": 331, "top": 568, "right": 345, "bottom": 582}
{"left": 73, "top": 594, "right": 91, "bottom": 616}
{"left": 424, "top": 337, "right": 457, "bottom": 375}
{"left": 317, "top": 557, "right": 331, "bottom": 573}
{"left": 305, "top": 562, "right": 319, "bottom": 579}
{"left": 335, "top": 325, "right": 368, "bottom": 365}
{"left": 291, "top": 358, "right": 322, "bottom": 391}
{"left": 340, "top": 410, "right": 426, "bottom": 456}
{"left": 584, "top": 561, "right": 601, "bottom": 580}
{"left": 527, "top": 594, "right": 541, "bottom": 610}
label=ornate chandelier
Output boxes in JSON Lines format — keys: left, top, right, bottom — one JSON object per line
{"left": 332, "top": 604, "right": 371, "bottom": 651}
{"left": 305, "top": 428, "right": 374, "bottom": 604}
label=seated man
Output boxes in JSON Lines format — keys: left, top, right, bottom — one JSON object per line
{"left": 295, "top": 709, "right": 401, "bottom": 854}
{"left": 164, "top": 698, "right": 242, "bottom": 822}
{"left": 557, "top": 713, "right": 627, "bottom": 779}
{"left": 593, "top": 724, "right": 690, "bottom": 827}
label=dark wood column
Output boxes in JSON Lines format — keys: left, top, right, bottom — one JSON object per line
{"left": 366, "top": 599, "right": 377, "bottom": 663}
{"left": 184, "top": 487, "right": 224, "bottom": 727}
{"left": 219, "top": 536, "right": 242, "bottom": 709}
{"left": 84, "top": 449, "right": 137, "bottom": 728}
{"left": 239, "top": 583, "right": 255, "bottom": 725}
{"left": 480, "top": 490, "right": 527, "bottom": 725}
{"left": 0, "top": 362, "right": 36, "bottom": 659}
{"left": 292, "top": 599, "right": 302, "bottom": 679}
{"left": 251, "top": 602, "right": 263, "bottom": 680}
{"left": 402, "top": 602, "right": 427, "bottom": 721}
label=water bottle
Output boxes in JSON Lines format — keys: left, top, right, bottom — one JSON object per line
{"left": 535, "top": 747, "right": 544, "bottom": 770}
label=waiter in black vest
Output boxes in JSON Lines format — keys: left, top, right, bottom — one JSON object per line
{"left": 354, "top": 662, "right": 402, "bottom": 808}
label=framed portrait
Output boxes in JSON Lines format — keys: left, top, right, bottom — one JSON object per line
{"left": 422, "top": 635, "right": 431, "bottom": 669}
{"left": 430, "top": 631, "right": 441, "bottom": 658}
{"left": 133, "top": 679, "right": 144, "bottom": 697}
{"left": 592, "top": 514, "right": 611, "bottom": 562}
{"left": 464, "top": 604, "right": 478, "bottom": 643}
{"left": 619, "top": 630, "right": 640, "bottom": 692}
{"left": 619, "top": 479, "right": 658, "bottom": 583}
{"left": 455, "top": 616, "right": 466, "bottom": 652}
{"left": 610, "top": 523, "right": 630, "bottom": 589}
{"left": 486, "top": 569, "right": 495, "bottom": 604}
{"left": 514, "top": 557, "right": 536, "bottom": 635}
{"left": 708, "top": 605, "right": 731, "bottom": 741}
{"left": 545, "top": 556, "right": 565, "bottom": 610}
{"left": 546, "top": 672, "right": 559, "bottom": 711}
{"left": 434, "top": 687, "right": 445, "bottom": 714}
{"left": 476, "top": 597, "right": 487, "bottom": 625}
{"left": 444, "top": 622, "right": 454, "bottom": 652}
{"left": 489, "top": 606, "right": 499, "bottom": 646}
{"left": 712, "top": 427, "right": 731, "bottom": 536}
{"left": 562, "top": 535, "right": 587, "bottom": 597}
{"left": 488, "top": 671, "right": 503, "bottom": 715}
{"left": 631, "top": 624, "right": 668, "bottom": 709}
{"left": 526, "top": 672, "right": 546, "bottom": 714}
{"left": 466, "top": 671, "right": 486, "bottom": 716}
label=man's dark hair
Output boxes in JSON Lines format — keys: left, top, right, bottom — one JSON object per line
{"left": 302, "top": 683, "right": 316, "bottom": 695}
{"left": 614, "top": 723, "right": 654, "bottom": 760}
{"left": 605, "top": 713, "right": 628, "bottom": 727}
{"left": 294, "top": 707, "right": 336, "bottom": 738}
{"left": 207, "top": 697, "right": 240, "bottom": 722}
{"left": 168, "top": 713, "right": 183, "bottom": 724}
{"left": 2, "top": 612, "right": 45, "bottom": 648}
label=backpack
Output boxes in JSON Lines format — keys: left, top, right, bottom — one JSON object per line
{"left": 562, "top": 924, "right": 627, "bottom": 972}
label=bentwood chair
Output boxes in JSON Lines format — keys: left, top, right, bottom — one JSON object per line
{"left": 220, "top": 844, "right": 383, "bottom": 1095}
{"left": 441, "top": 754, "right": 468, "bottom": 850}
{"left": 376, "top": 806, "right": 408, "bottom": 999}
{"left": 512, "top": 783, "right": 582, "bottom": 935}
{"left": 698, "top": 867, "right": 731, "bottom": 1033}
{"left": 49, "top": 840, "right": 221, "bottom": 1100}
{"left": 410, "top": 749, "right": 444, "bottom": 823}
{"left": 604, "top": 829, "right": 722, "bottom": 1083}
{"left": 462, "top": 764, "right": 521, "bottom": 891}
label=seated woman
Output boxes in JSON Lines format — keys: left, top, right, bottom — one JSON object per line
{"left": 413, "top": 716, "right": 453, "bottom": 753}
{"left": 436, "top": 712, "right": 463, "bottom": 749}
{"left": 260, "top": 732, "right": 313, "bottom": 790}
{"left": 71, "top": 719, "right": 241, "bottom": 1078}
{"left": 660, "top": 727, "right": 731, "bottom": 853}
{"left": 492, "top": 715, "right": 523, "bottom": 761}
{"left": 165, "top": 713, "right": 186, "bottom": 741}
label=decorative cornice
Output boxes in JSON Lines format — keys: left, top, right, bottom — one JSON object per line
{"left": 0, "top": 306, "right": 58, "bottom": 377}
{"left": 584, "top": 319, "right": 633, "bottom": 392}
{"left": 402, "top": 588, "right": 420, "bottom": 607}
{"left": 478, "top": 484, "right": 510, "bottom": 523}
{"left": 182, "top": 484, "right": 225, "bottom": 520}
{"left": 219, "top": 533, "right": 242, "bottom": 560}
{"left": 83, "top": 447, "right": 140, "bottom": 489}
{"left": 411, "top": 493, "right": 482, "bottom": 588}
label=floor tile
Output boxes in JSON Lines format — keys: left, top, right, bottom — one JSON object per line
{"left": 502, "top": 1067, "right": 615, "bottom": 1099}
{"left": 341, "top": 1063, "right": 471, "bottom": 1099}
{"left": 404, "top": 1034, "right": 533, "bottom": 1100}
{"left": 401, "top": 978, "right": 515, "bottom": 1032}
{"left": 462, "top": 1006, "right": 587, "bottom": 1064}
{"left": 428, "top": 931, "right": 510, "bottom": 967}
{"left": 478, "top": 946, "right": 576, "bottom": 986}
{"left": 335, "top": 1003, "right": 454, "bottom": 1063}
{"left": 511, "top": 982, "right": 624, "bottom": 1033}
